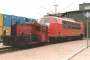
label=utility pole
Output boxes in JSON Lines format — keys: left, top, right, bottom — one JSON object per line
{"left": 53, "top": 4, "right": 59, "bottom": 14}
{"left": 83, "top": 2, "right": 86, "bottom": 36}
{"left": 83, "top": 2, "right": 86, "bottom": 15}
{"left": 83, "top": 1, "right": 89, "bottom": 48}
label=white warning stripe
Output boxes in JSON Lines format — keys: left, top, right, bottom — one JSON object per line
{"left": 62, "top": 46, "right": 87, "bottom": 60}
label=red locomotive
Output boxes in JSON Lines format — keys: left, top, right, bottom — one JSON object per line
{"left": 2, "top": 15, "right": 84, "bottom": 47}
{"left": 39, "top": 16, "right": 84, "bottom": 42}
{"left": 3, "top": 22, "right": 48, "bottom": 47}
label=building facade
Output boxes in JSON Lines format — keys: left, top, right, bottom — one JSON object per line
{"left": 56, "top": 3, "right": 90, "bottom": 37}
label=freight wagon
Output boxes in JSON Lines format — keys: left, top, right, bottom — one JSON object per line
{"left": 39, "top": 16, "right": 84, "bottom": 42}
{"left": 0, "top": 14, "right": 12, "bottom": 39}
{"left": 11, "top": 16, "right": 37, "bottom": 25}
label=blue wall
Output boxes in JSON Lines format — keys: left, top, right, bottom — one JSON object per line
{"left": 18, "top": 17, "right": 25, "bottom": 24}
{"left": 3, "top": 14, "right": 36, "bottom": 26}
{"left": 3, "top": 14, "right": 12, "bottom": 26}
{"left": 11, "top": 15, "right": 20, "bottom": 25}
{"left": 31, "top": 18, "right": 36, "bottom": 22}
{"left": 27, "top": 18, "right": 32, "bottom": 22}
{"left": 27, "top": 18, "right": 36, "bottom": 22}
{"left": 11, "top": 16, "right": 26, "bottom": 25}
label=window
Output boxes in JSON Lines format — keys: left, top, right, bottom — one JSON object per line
{"left": 52, "top": 19, "right": 57, "bottom": 23}
{"left": 42, "top": 27, "right": 47, "bottom": 33}
{"left": 67, "top": 22, "right": 71, "bottom": 29}
{"left": 39, "top": 18, "right": 50, "bottom": 23}
{"left": 62, "top": 20, "right": 81, "bottom": 30}
{"left": 62, "top": 21, "right": 68, "bottom": 29}
{"left": 73, "top": 23, "right": 81, "bottom": 30}
{"left": 35, "top": 26, "right": 40, "bottom": 31}
{"left": 63, "top": 21, "right": 67, "bottom": 24}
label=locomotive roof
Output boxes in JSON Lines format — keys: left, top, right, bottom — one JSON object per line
{"left": 22, "top": 22, "right": 48, "bottom": 27}
{"left": 43, "top": 16, "right": 82, "bottom": 24}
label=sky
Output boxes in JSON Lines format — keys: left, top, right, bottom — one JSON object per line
{"left": 0, "top": 0, "right": 90, "bottom": 19}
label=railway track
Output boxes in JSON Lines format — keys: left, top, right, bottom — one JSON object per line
{"left": 0, "top": 39, "right": 83, "bottom": 55}
{"left": 0, "top": 47, "right": 21, "bottom": 55}
{"left": 0, "top": 42, "right": 51, "bottom": 55}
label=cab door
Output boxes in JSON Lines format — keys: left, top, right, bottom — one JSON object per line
{"left": 35, "top": 24, "right": 48, "bottom": 43}
{"left": 41, "top": 26, "right": 48, "bottom": 42}
{"left": 35, "top": 25, "right": 41, "bottom": 42}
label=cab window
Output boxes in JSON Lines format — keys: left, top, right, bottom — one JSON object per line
{"left": 39, "top": 18, "right": 50, "bottom": 23}
{"left": 42, "top": 27, "right": 47, "bottom": 33}
{"left": 52, "top": 19, "right": 57, "bottom": 23}
{"left": 35, "top": 26, "right": 40, "bottom": 31}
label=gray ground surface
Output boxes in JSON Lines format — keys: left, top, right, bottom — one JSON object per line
{"left": 0, "top": 40, "right": 86, "bottom": 60}
{"left": 70, "top": 43, "right": 90, "bottom": 60}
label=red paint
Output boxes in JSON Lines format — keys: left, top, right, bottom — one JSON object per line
{"left": 11, "top": 22, "right": 48, "bottom": 43}
{"left": 40, "top": 16, "right": 84, "bottom": 38}
{"left": 15, "top": 24, "right": 34, "bottom": 36}
{"left": 34, "top": 23, "right": 48, "bottom": 42}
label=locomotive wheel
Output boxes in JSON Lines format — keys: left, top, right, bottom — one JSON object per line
{"left": 49, "top": 37, "right": 55, "bottom": 43}
{"left": 68, "top": 37, "right": 73, "bottom": 41}
{"left": 49, "top": 37, "right": 60, "bottom": 43}
{"left": 3, "top": 36, "right": 9, "bottom": 45}
{"left": 14, "top": 36, "right": 19, "bottom": 47}
{"left": 14, "top": 36, "right": 26, "bottom": 47}
{"left": 62, "top": 38, "right": 66, "bottom": 42}
{"left": 79, "top": 34, "right": 83, "bottom": 40}
{"left": 56, "top": 38, "right": 60, "bottom": 42}
{"left": 57, "top": 37, "right": 63, "bottom": 42}
{"left": 72, "top": 36, "right": 76, "bottom": 40}
{"left": 49, "top": 37, "right": 53, "bottom": 43}
{"left": 18, "top": 36, "right": 26, "bottom": 47}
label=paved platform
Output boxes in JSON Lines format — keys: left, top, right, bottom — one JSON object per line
{"left": 62, "top": 38, "right": 90, "bottom": 60}
{"left": 70, "top": 47, "right": 90, "bottom": 60}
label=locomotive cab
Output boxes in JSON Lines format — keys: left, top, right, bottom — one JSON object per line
{"left": 35, "top": 23, "right": 48, "bottom": 42}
